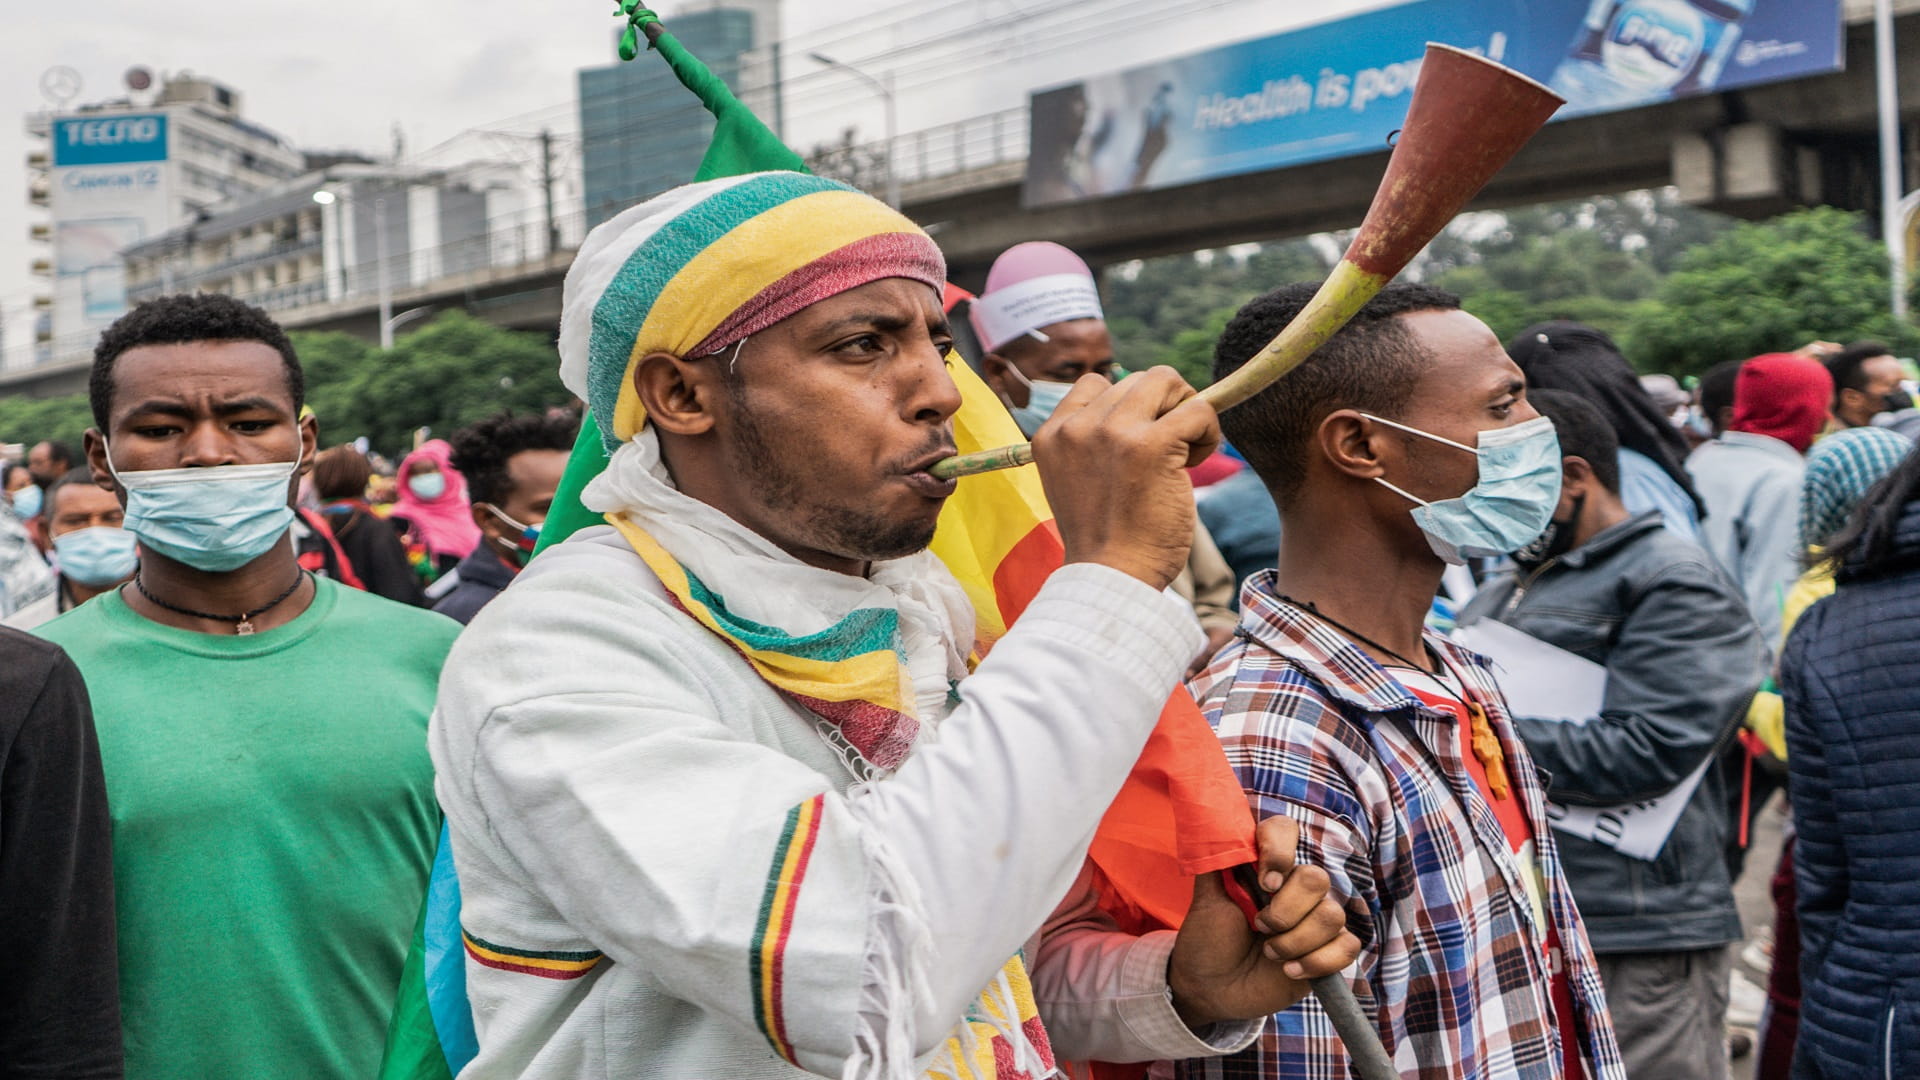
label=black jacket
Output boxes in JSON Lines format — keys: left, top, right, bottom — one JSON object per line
{"left": 1782, "top": 501, "right": 1920, "bottom": 1080}
{"left": 431, "top": 545, "right": 518, "bottom": 626}
{"left": 1460, "top": 511, "right": 1766, "bottom": 953}
{"left": 321, "top": 504, "right": 426, "bottom": 607}
{"left": 0, "top": 628, "right": 122, "bottom": 1078}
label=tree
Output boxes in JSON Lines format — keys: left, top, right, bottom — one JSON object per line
{"left": 0, "top": 393, "right": 93, "bottom": 452}
{"left": 1628, "top": 207, "right": 1920, "bottom": 377}
{"left": 303, "top": 311, "right": 571, "bottom": 453}
{"left": 1102, "top": 240, "right": 1330, "bottom": 385}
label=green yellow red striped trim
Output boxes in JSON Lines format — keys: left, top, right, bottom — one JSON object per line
{"left": 461, "top": 931, "right": 604, "bottom": 981}
{"left": 750, "top": 794, "right": 825, "bottom": 1064}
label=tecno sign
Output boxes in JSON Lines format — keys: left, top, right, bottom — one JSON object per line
{"left": 52, "top": 113, "right": 169, "bottom": 167}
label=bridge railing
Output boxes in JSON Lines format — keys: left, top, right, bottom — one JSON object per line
{"left": 807, "top": 106, "right": 1031, "bottom": 195}
{"left": 892, "top": 106, "right": 1030, "bottom": 186}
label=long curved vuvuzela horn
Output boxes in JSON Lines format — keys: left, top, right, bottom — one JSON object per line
{"left": 929, "top": 44, "right": 1565, "bottom": 482}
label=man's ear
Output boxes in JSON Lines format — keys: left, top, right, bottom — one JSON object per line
{"left": 1316, "top": 409, "right": 1390, "bottom": 482}
{"left": 1559, "top": 456, "right": 1593, "bottom": 516}
{"left": 980, "top": 351, "right": 1026, "bottom": 408}
{"left": 469, "top": 502, "right": 500, "bottom": 538}
{"left": 83, "top": 428, "right": 116, "bottom": 492}
{"left": 633, "top": 352, "right": 719, "bottom": 436}
{"left": 296, "top": 412, "right": 320, "bottom": 476}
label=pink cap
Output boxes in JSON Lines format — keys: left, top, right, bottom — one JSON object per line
{"left": 969, "top": 242, "right": 1104, "bottom": 352}
{"left": 982, "top": 241, "right": 1094, "bottom": 292}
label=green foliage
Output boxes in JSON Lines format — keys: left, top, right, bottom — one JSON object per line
{"left": 1628, "top": 207, "right": 1920, "bottom": 377}
{"left": 0, "top": 313, "right": 574, "bottom": 460}
{"left": 1425, "top": 190, "right": 1731, "bottom": 358}
{"left": 1100, "top": 190, "right": 1742, "bottom": 383}
{"left": 0, "top": 392, "right": 93, "bottom": 450}
{"left": 291, "top": 311, "right": 572, "bottom": 454}
{"left": 1104, "top": 240, "right": 1331, "bottom": 388}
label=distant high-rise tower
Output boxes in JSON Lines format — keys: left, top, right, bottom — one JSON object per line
{"left": 577, "top": 2, "right": 779, "bottom": 227}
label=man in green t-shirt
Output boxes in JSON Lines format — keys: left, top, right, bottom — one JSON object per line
{"left": 38, "top": 294, "right": 459, "bottom": 1080}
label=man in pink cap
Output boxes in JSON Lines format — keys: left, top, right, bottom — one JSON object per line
{"left": 973, "top": 241, "right": 1239, "bottom": 672}
{"left": 971, "top": 241, "right": 1120, "bottom": 437}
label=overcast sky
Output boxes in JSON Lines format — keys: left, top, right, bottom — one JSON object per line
{"left": 1, "top": 0, "right": 1389, "bottom": 314}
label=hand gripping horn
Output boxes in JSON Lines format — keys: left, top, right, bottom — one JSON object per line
{"left": 930, "top": 44, "right": 1565, "bottom": 481}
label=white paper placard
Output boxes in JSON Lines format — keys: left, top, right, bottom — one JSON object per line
{"left": 1453, "top": 618, "right": 1706, "bottom": 861}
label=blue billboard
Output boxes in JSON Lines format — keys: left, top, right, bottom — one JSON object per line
{"left": 52, "top": 113, "right": 169, "bottom": 167}
{"left": 1024, "top": 0, "right": 1844, "bottom": 207}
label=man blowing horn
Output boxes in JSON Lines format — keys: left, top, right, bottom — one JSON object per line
{"left": 428, "top": 171, "right": 1359, "bottom": 1078}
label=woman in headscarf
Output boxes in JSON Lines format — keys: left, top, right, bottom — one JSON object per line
{"left": 1508, "top": 321, "right": 1709, "bottom": 539}
{"left": 390, "top": 439, "right": 481, "bottom": 582}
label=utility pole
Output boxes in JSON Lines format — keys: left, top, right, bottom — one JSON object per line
{"left": 540, "top": 128, "right": 559, "bottom": 256}
{"left": 1877, "top": 0, "right": 1907, "bottom": 320}
{"left": 771, "top": 42, "right": 786, "bottom": 141}
{"left": 374, "top": 194, "right": 393, "bottom": 349}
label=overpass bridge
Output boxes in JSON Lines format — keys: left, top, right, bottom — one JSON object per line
{"left": 6, "top": 0, "right": 1918, "bottom": 399}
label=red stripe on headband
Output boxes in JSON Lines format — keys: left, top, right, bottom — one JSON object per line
{"left": 689, "top": 231, "right": 946, "bottom": 358}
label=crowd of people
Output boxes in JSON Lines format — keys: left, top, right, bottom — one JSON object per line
{"left": 0, "top": 169, "right": 1915, "bottom": 1080}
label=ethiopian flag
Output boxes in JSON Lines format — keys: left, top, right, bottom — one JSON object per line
{"left": 377, "top": 18, "right": 1256, "bottom": 1079}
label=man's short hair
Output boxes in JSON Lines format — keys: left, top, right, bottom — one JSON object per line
{"left": 35, "top": 441, "right": 75, "bottom": 469}
{"left": 1214, "top": 281, "right": 1460, "bottom": 505}
{"left": 1698, "top": 359, "right": 1744, "bottom": 423}
{"left": 1526, "top": 388, "right": 1620, "bottom": 494}
{"left": 449, "top": 410, "right": 581, "bottom": 507}
{"left": 90, "top": 293, "right": 304, "bottom": 430}
{"left": 43, "top": 466, "right": 99, "bottom": 520}
{"left": 1826, "top": 340, "right": 1895, "bottom": 395}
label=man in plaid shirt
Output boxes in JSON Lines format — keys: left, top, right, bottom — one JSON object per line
{"left": 1180, "top": 283, "right": 1626, "bottom": 1080}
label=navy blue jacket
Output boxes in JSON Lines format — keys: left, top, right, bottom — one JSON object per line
{"left": 431, "top": 546, "right": 518, "bottom": 626}
{"left": 1781, "top": 501, "right": 1920, "bottom": 1080}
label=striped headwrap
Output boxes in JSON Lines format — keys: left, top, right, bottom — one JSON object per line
{"left": 558, "top": 171, "right": 946, "bottom": 451}
{"left": 1800, "top": 425, "right": 1914, "bottom": 549}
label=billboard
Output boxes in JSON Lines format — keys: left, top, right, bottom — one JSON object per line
{"left": 48, "top": 113, "right": 173, "bottom": 346}
{"left": 1024, "top": 0, "right": 1844, "bottom": 207}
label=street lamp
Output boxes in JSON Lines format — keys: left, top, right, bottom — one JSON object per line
{"left": 810, "top": 52, "right": 898, "bottom": 209}
{"left": 310, "top": 189, "right": 348, "bottom": 304}
{"left": 313, "top": 185, "right": 394, "bottom": 347}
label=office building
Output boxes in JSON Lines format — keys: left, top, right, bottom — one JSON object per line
{"left": 22, "top": 74, "right": 306, "bottom": 368}
{"left": 122, "top": 162, "right": 526, "bottom": 319}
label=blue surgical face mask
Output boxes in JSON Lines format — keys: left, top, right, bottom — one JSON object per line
{"left": 408, "top": 472, "right": 448, "bottom": 500}
{"left": 9, "top": 484, "right": 43, "bottom": 519}
{"left": 108, "top": 447, "right": 303, "bottom": 573}
{"left": 1000, "top": 362, "right": 1079, "bottom": 437}
{"left": 52, "top": 525, "right": 138, "bottom": 586}
{"left": 1365, "top": 414, "right": 1562, "bottom": 566}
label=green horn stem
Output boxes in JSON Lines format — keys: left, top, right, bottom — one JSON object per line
{"left": 928, "top": 259, "right": 1385, "bottom": 482}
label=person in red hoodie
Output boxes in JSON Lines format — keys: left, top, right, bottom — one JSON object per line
{"left": 1685, "top": 353, "right": 1834, "bottom": 647}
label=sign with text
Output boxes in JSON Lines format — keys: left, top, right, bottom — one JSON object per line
{"left": 1024, "top": 0, "right": 1844, "bottom": 207}
{"left": 52, "top": 113, "right": 169, "bottom": 167}
{"left": 49, "top": 112, "right": 174, "bottom": 342}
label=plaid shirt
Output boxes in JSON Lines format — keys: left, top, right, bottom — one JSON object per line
{"left": 1178, "top": 572, "right": 1626, "bottom": 1080}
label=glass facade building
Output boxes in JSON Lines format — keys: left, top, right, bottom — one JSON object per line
{"left": 579, "top": 7, "right": 759, "bottom": 227}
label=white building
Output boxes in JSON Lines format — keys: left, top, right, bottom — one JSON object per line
{"left": 122, "top": 162, "right": 547, "bottom": 322}
{"left": 19, "top": 74, "right": 305, "bottom": 371}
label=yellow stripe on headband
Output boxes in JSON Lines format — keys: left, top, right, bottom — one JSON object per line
{"left": 610, "top": 188, "right": 931, "bottom": 442}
